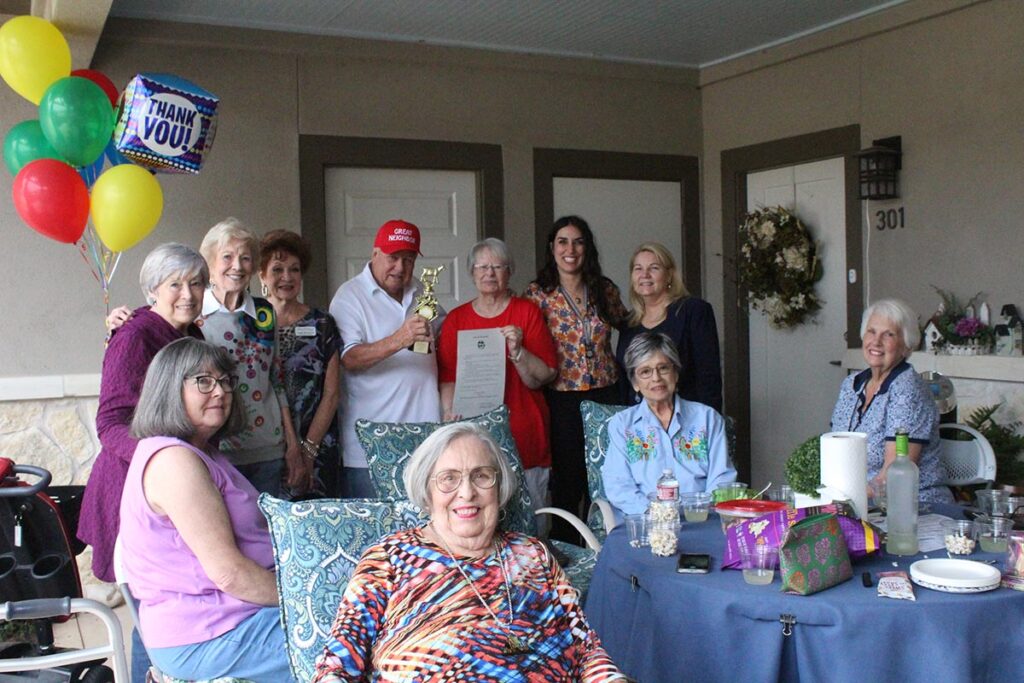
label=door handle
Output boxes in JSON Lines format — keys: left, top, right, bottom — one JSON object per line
{"left": 829, "top": 360, "right": 841, "bottom": 366}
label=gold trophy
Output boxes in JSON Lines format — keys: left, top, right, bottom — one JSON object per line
{"left": 411, "top": 265, "right": 444, "bottom": 354}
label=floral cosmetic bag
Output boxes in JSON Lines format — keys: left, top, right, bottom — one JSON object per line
{"left": 779, "top": 513, "right": 853, "bottom": 595}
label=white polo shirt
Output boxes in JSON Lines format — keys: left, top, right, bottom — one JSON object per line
{"left": 330, "top": 263, "right": 444, "bottom": 468}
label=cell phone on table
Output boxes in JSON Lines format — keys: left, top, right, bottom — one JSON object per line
{"left": 676, "top": 553, "right": 711, "bottom": 574}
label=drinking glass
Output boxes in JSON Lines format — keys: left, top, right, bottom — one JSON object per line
{"left": 624, "top": 513, "right": 649, "bottom": 548}
{"left": 740, "top": 544, "right": 778, "bottom": 585}
{"left": 681, "top": 492, "right": 712, "bottom": 522}
{"left": 974, "top": 517, "right": 1013, "bottom": 554}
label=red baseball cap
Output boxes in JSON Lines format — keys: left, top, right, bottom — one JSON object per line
{"left": 373, "top": 219, "right": 422, "bottom": 255}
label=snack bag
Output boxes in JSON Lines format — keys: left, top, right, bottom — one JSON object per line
{"left": 722, "top": 501, "right": 881, "bottom": 569}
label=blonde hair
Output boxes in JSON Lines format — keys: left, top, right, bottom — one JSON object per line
{"left": 627, "top": 242, "right": 688, "bottom": 326}
{"left": 199, "top": 217, "right": 260, "bottom": 265}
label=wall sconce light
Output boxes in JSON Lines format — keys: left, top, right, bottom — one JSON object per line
{"left": 855, "top": 136, "right": 901, "bottom": 200}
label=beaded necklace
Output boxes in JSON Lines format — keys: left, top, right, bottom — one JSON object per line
{"left": 429, "top": 523, "right": 532, "bottom": 655}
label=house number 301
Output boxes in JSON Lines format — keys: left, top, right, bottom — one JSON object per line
{"left": 874, "top": 207, "right": 905, "bottom": 230}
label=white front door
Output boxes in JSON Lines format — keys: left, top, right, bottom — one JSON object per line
{"left": 324, "top": 167, "right": 479, "bottom": 312}
{"left": 552, "top": 177, "right": 683, "bottom": 296}
{"left": 746, "top": 157, "right": 847, "bottom": 488}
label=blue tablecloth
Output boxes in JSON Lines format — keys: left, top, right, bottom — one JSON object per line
{"left": 585, "top": 507, "right": 1024, "bottom": 683}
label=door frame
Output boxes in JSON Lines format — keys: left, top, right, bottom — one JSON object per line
{"left": 298, "top": 135, "right": 504, "bottom": 307}
{"left": 720, "top": 125, "right": 862, "bottom": 483}
{"left": 533, "top": 148, "right": 702, "bottom": 296}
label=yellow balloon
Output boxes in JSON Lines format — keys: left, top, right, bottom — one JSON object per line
{"left": 90, "top": 165, "right": 164, "bottom": 252}
{"left": 0, "top": 16, "right": 71, "bottom": 104}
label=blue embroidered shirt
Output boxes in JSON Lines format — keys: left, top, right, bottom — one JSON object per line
{"left": 603, "top": 396, "right": 736, "bottom": 519}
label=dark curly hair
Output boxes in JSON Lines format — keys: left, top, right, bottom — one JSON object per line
{"left": 534, "top": 215, "right": 622, "bottom": 327}
{"left": 259, "top": 229, "right": 312, "bottom": 273}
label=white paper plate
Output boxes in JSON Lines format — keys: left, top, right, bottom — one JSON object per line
{"left": 911, "top": 576, "right": 1000, "bottom": 594}
{"left": 909, "top": 558, "right": 1001, "bottom": 590}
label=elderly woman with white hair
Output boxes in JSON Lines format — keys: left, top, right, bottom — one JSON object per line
{"left": 79, "top": 243, "right": 208, "bottom": 586}
{"left": 602, "top": 332, "right": 735, "bottom": 522}
{"left": 830, "top": 298, "right": 952, "bottom": 502}
{"left": 313, "top": 422, "right": 624, "bottom": 682}
{"left": 438, "top": 237, "right": 558, "bottom": 516}
{"left": 197, "top": 217, "right": 309, "bottom": 497}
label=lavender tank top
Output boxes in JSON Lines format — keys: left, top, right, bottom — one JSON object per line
{"left": 119, "top": 436, "right": 275, "bottom": 648}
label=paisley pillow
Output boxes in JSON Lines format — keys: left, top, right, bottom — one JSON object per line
{"left": 355, "top": 405, "right": 537, "bottom": 536}
{"left": 257, "top": 494, "right": 425, "bottom": 682}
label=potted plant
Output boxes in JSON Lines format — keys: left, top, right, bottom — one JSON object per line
{"left": 931, "top": 287, "right": 995, "bottom": 355}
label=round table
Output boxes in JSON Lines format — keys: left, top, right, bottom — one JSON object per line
{"left": 584, "top": 506, "right": 1024, "bottom": 683}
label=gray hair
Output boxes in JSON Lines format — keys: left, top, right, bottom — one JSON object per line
{"left": 131, "top": 338, "right": 246, "bottom": 443}
{"left": 139, "top": 243, "right": 209, "bottom": 303}
{"left": 860, "top": 299, "right": 919, "bottom": 358}
{"left": 623, "top": 332, "right": 682, "bottom": 380}
{"left": 465, "top": 237, "right": 514, "bottom": 277}
{"left": 199, "top": 217, "right": 260, "bottom": 265}
{"left": 403, "top": 422, "right": 518, "bottom": 511}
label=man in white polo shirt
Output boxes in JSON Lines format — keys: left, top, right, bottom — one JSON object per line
{"left": 329, "top": 219, "right": 444, "bottom": 497}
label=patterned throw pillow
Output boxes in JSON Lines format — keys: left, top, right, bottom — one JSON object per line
{"left": 257, "top": 495, "right": 425, "bottom": 682}
{"left": 580, "top": 400, "right": 629, "bottom": 539}
{"left": 355, "top": 405, "right": 538, "bottom": 536}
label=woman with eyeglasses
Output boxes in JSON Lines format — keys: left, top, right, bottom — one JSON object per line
{"left": 313, "top": 421, "right": 623, "bottom": 682}
{"left": 602, "top": 332, "right": 735, "bottom": 522}
{"left": 438, "top": 238, "right": 558, "bottom": 518}
{"left": 119, "top": 337, "right": 295, "bottom": 681}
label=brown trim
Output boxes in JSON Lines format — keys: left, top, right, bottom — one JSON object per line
{"left": 532, "top": 148, "right": 702, "bottom": 297}
{"left": 720, "top": 125, "right": 861, "bottom": 483}
{"left": 298, "top": 135, "right": 504, "bottom": 307}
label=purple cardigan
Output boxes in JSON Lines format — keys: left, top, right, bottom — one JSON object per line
{"left": 77, "top": 308, "right": 202, "bottom": 582}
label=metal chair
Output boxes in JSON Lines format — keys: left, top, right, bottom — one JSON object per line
{"left": 937, "top": 423, "right": 997, "bottom": 486}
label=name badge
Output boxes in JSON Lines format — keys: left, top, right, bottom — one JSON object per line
{"left": 295, "top": 325, "right": 316, "bottom": 337}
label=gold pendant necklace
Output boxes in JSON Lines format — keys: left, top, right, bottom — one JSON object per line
{"left": 430, "top": 523, "right": 532, "bottom": 655}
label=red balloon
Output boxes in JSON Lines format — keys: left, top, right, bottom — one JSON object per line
{"left": 12, "top": 158, "right": 89, "bottom": 243}
{"left": 70, "top": 68, "right": 119, "bottom": 108}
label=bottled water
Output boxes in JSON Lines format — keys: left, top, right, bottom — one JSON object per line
{"left": 656, "top": 468, "right": 679, "bottom": 502}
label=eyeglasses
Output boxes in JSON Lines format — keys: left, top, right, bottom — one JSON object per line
{"left": 471, "top": 264, "right": 509, "bottom": 273}
{"left": 431, "top": 466, "right": 499, "bottom": 493}
{"left": 635, "top": 364, "right": 675, "bottom": 380}
{"left": 188, "top": 374, "right": 237, "bottom": 394}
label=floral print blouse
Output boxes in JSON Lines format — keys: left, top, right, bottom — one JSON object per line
{"left": 523, "top": 279, "right": 627, "bottom": 392}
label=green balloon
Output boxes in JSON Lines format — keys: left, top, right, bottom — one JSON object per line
{"left": 3, "top": 119, "right": 60, "bottom": 175}
{"left": 38, "top": 76, "right": 114, "bottom": 168}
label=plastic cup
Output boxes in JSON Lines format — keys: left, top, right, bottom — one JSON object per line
{"left": 974, "top": 517, "right": 1013, "bottom": 554}
{"left": 625, "top": 513, "right": 649, "bottom": 548}
{"left": 942, "top": 519, "right": 976, "bottom": 555}
{"left": 740, "top": 544, "right": 778, "bottom": 585}
{"left": 681, "top": 492, "right": 712, "bottom": 522}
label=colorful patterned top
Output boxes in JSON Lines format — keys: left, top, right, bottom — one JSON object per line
{"left": 313, "top": 528, "right": 623, "bottom": 682}
{"left": 198, "top": 291, "right": 287, "bottom": 466}
{"left": 278, "top": 307, "right": 342, "bottom": 496}
{"left": 523, "top": 279, "right": 627, "bottom": 392}
{"left": 602, "top": 396, "right": 736, "bottom": 520}
{"left": 830, "top": 360, "right": 952, "bottom": 503}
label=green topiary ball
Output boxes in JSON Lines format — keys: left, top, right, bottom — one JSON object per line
{"left": 785, "top": 434, "right": 823, "bottom": 497}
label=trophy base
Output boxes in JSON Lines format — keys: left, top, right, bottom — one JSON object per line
{"left": 412, "top": 340, "right": 431, "bottom": 354}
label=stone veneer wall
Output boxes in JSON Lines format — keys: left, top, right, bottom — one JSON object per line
{"left": 0, "top": 396, "right": 103, "bottom": 588}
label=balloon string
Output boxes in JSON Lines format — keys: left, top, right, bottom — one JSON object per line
{"left": 108, "top": 250, "right": 122, "bottom": 283}
{"left": 75, "top": 240, "right": 101, "bottom": 284}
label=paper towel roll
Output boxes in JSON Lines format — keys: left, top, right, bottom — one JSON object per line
{"left": 819, "top": 431, "right": 868, "bottom": 519}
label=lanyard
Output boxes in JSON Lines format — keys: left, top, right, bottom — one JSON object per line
{"left": 559, "top": 285, "right": 595, "bottom": 359}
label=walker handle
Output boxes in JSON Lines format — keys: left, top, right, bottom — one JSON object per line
{"left": 0, "top": 597, "right": 71, "bottom": 621}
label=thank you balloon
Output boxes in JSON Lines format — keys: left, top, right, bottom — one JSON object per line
{"left": 39, "top": 76, "right": 116, "bottom": 167}
{"left": 12, "top": 158, "right": 88, "bottom": 243}
{"left": 90, "top": 165, "right": 163, "bottom": 251}
{"left": 0, "top": 16, "right": 70, "bottom": 104}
